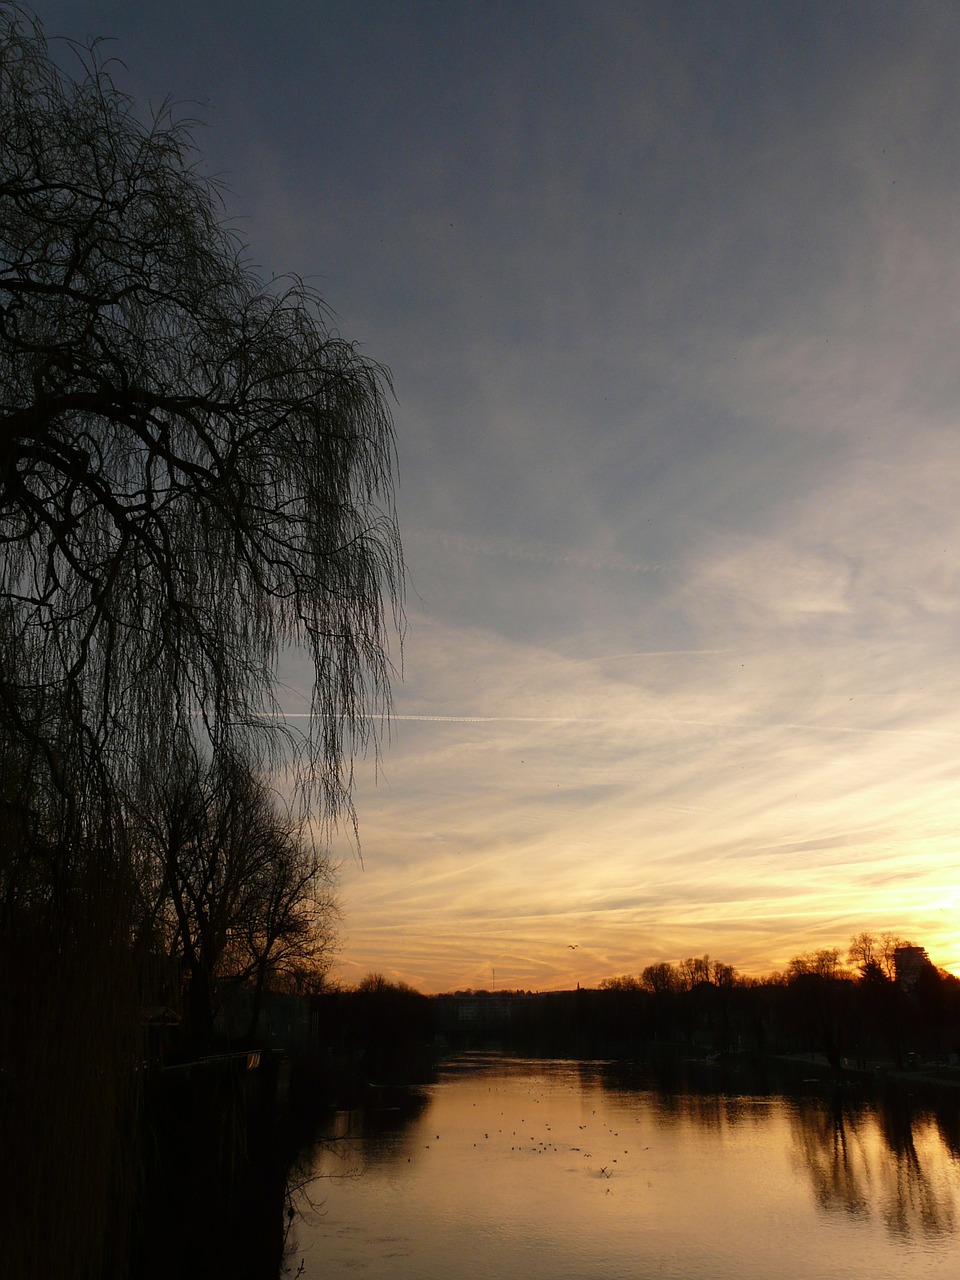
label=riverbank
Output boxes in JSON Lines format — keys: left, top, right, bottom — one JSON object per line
{"left": 768, "top": 1049, "right": 960, "bottom": 1093}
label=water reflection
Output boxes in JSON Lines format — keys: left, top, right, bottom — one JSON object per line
{"left": 790, "top": 1089, "right": 957, "bottom": 1239}
{"left": 598, "top": 1056, "right": 960, "bottom": 1241}
{"left": 293, "top": 1057, "right": 960, "bottom": 1280}
{"left": 311, "top": 1086, "right": 431, "bottom": 1178}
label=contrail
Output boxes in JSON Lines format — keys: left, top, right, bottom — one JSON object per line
{"left": 392, "top": 714, "right": 604, "bottom": 723}
{"left": 265, "top": 712, "right": 605, "bottom": 724}
{"left": 260, "top": 711, "right": 960, "bottom": 739}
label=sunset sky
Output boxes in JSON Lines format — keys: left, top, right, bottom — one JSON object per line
{"left": 42, "top": 1, "right": 960, "bottom": 989}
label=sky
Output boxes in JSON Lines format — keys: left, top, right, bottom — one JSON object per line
{"left": 36, "top": 1, "right": 960, "bottom": 990}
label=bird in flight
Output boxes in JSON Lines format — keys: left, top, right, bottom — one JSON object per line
{"left": 568, "top": 944, "right": 579, "bottom": 950}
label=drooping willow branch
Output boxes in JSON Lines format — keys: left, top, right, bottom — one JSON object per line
{"left": 0, "top": 6, "right": 404, "bottom": 821}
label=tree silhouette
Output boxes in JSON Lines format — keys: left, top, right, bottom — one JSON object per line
{"left": 0, "top": 7, "right": 402, "bottom": 814}
{"left": 0, "top": 9, "right": 402, "bottom": 1276}
{"left": 133, "top": 735, "right": 338, "bottom": 1052}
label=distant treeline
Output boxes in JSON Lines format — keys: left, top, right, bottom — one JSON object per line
{"left": 596, "top": 930, "right": 951, "bottom": 996}
{"left": 323, "top": 934, "right": 960, "bottom": 1079}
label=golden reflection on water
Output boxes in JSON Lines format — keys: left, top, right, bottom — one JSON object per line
{"left": 789, "top": 1092, "right": 957, "bottom": 1239}
{"left": 293, "top": 1058, "right": 960, "bottom": 1280}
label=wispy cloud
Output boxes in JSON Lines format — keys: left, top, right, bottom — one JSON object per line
{"left": 57, "top": 0, "right": 960, "bottom": 989}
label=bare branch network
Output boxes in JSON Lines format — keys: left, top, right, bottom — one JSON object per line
{"left": 0, "top": 10, "right": 401, "bottom": 1272}
{"left": 0, "top": 6, "right": 404, "bottom": 816}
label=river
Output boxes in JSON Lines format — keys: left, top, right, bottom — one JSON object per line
{"left": 285, "top": 1054, "right": 960, "bottom": 1278}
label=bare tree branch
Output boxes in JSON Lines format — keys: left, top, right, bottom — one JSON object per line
{"left": 0, "top": 6, "right": 404, "bottom": 820}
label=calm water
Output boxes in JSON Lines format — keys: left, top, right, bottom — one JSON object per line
{"left": 287, "top": 1055, "right": 960, "bottom": 1278}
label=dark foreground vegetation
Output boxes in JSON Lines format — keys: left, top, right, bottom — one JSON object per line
{"left": 126, "top": 981, "right": 439, "bottom": 1278}
{"left": 0, "top": 7, "right": 402, "bottom": 1277}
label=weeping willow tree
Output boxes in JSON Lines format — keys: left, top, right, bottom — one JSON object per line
{"left": 0, "top": 6, "right": 402, "bottom": 1276}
